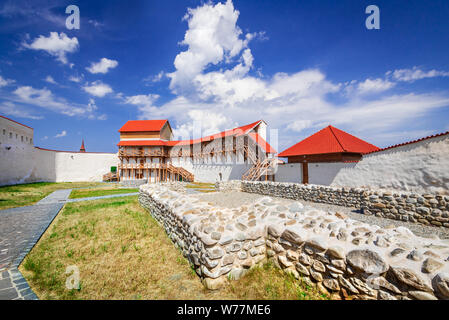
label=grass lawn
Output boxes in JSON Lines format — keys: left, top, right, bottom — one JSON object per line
{"left": 19, "top": 196, "right": 325, "bottom": 300}
{"left": 69, "top": 187, "right": 139, "bottom": 199}
{"left": 0, "top": 182, "right": 108, "bottom": 210}
{"left": 186, "top": 182, "right": 216, "bottom": 193}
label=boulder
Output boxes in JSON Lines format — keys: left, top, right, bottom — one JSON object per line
{"left": 421, "top": 258, "right": 444, "bottom": 274}
{"left": 346, "top": 249, "right": 389, "bottom": 274}
{"left": 280, "top": 228, "right": 303, "bottom": 245}
{"left": 391, "top": 267, "right": 433, "bottom": 292}
{"left": 432, "top": 273, "right": 449, "bottom": 299}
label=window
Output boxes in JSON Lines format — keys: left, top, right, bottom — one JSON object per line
{"left": 26, "top": 137, "right": 28, "bottom": 142}
{"left": 2, "top": 129, "right": 5, "bottom": 135}
{"left": 9, "top": 132, "right": 12, "bottom": 138}
{"left": 21, "top": 136, "right": 23, "bottom": 142}
{"left": 16, "top": 133, "right": 18, "bottom": 139}
{"left": 30, "top": 139, "right": 33, "bottom": 144}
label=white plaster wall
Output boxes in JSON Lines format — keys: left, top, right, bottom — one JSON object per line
{"left": 331, "top": 135, "right": 449, "bottom": 194}
{"left": 1, "top": 147, "right": 118, "bottom": 185}
{"left": 0, "top": 117, "right": 35, "bottom": 186}
{"left": 0, "top": 142, "right": 35, "bottom": 186}
{"left": 309, "top": 162, "right": 352, "bottom": 185}
{"left": 275, "top": 163, "right": 303, "bottom": 183}
{"left": 53, "top": 151, "right": 118, "bottom": 182}
{"left": 276, "top": 135, "right": 448, "bottom": 194}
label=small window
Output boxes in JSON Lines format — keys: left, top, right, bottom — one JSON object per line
{"left": 2, "top": 129, "right": 5, "bottom": 135}
{"left": 16, "top": 133, "right": 18, "bottom": 139}
{"left": 26, "top": 137, "right": 28, "bottom": 142}
{"left": 9, "top": 132, "right": 12, "bottom": 138}
{"left": 21, "top": 136, "right": 23, "bottom": 142}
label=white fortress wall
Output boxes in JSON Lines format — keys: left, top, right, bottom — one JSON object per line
{"left": 331, "top": 134, "right": 449, "bottom": 193}
{"left": 51, "top": 150, "right": 118, "bottom": 182}
{"left": 275, "top": 163, "right": 303, "bottom": 183}
{"left": 0, "top": 116, "right": 35, "bottom": 186}
{"left": 275, "top": 134, "right": 448, "bottom": 194}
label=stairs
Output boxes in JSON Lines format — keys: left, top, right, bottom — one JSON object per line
{"left": 167, "top": 164, "right": 194, "bottom": 182}
{"left": 242, "top": 142, "right": 277, "bottom": 181}
{"left": 242, "top": 157, "right": 277, "bottom": 181}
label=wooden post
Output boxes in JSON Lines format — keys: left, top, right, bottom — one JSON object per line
{"left": 302, "top": 162, "right": 309, "bottom": 184}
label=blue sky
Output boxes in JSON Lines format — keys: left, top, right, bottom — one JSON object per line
{"left": 0, "top": 0, "right": 448, "bottom": 153}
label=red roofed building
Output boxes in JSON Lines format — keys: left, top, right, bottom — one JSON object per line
{"left": 278, "top": 125, "right": 379, "bottom": 184}
{"left": 117, "top": 119, "right": 277, "bottom": 183}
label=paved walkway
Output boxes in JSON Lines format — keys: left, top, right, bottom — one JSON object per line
{"left": 0, "top": 189, "right": 138, "bottom": 300}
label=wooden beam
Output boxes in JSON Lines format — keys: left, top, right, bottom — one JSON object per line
{"left": 302, "top": 162, "right": 309, "bottom": 184}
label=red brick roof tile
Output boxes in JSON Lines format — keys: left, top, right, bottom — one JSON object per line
{"left": 278, "top": 125, "right": 379, "bottom": 157}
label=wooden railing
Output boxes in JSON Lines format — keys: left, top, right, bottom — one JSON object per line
{"left": 118, "top": 163, "right": 194, "bottom": 182}
{"left": 118, "top": 163, "right": 166, "bottom": 170}
{"left": 167, "top": 164, "right": 194, "bottom": 182}
{"left": 119, "top": 149, "right": 168, "bottom": 157}
{"left": 242, "top": 157, "right": 277, "bottom": 181}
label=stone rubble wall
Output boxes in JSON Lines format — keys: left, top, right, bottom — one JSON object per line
{"left": 139, "top": 183, "right": 449, "bottom": 300}
{"left": 216, "top": 181, "right": 449, "bottom": 229}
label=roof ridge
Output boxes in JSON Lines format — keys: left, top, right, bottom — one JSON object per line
{"left": 328, "top": 125, "right": 346, "bottom": 152}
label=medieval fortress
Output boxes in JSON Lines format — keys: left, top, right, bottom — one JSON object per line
{"left": 1, "top": 114, "right": 449, "bottom": 300}
{"left": 1, "top": 114, "right": 448, "bottom": 194}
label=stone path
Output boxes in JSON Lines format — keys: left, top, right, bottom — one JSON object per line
{"left": 0, "top": 189, "right": 138, "bottom": 300}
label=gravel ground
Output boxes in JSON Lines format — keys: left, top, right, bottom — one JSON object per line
{"left": 194, "top": 190, "right": 449, "bottom": 240}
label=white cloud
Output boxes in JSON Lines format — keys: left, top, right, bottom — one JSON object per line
{"left": 173, "top": 109, "right": 230, "bottom": 138}
{"left": 68, "top": 75, "right": 83, "bottom": 83}
{"left": 42, "top": 136, "right": 48, "bottom": 140}
{"left": 97, "top": 114, "right": 107, "bottom": 121}
{"left": 0, "top": 101, "right": 43, "bottom": 120}
{"left": 82, "top": 81, "right": 113, "bottom": 97}
{"left": 6, "top": 85, "right": 105, "bottom": 120}
{"left": 144, "top": 71, "right": 165, "bottom": 84}
{"left": 0, "top": 75, "right": 15, "bottom": 87}
{"left": 354, "top": 78, "right": 395, "bottom": 94}
{"left": 168, "top": 0, "right": 254, "bottom": 92}
{"left": 86, "top": 58, "right": 118, "bottom": 74}
{"left": 44, "top": 75, "right": 57, "bottom": 84}
{"left": 55, "top": 130, "right": 67, "bottom": 138}
{"left": 287, "top": 120, "right": 313, "bottom": 132}
{"left": 23, "top": 32, "right": 79, "bottom": 64}
{"left": 388, "top": 67, "right": 449, "bottom": 82}
{"left": 13, "top": 86, "right": 87, "bottom": 116}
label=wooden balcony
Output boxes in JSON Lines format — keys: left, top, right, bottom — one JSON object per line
{"left": 118, "top": 163, "right": 167, "bottom": 170}
{"left": 118, "top": 149, "right": 168, "bottom": 157}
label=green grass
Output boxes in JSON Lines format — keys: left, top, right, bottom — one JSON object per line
{"left": 0, "top": 182, "right": 108, "bottom": 210}
{"left": 69, "top": 187, "right": 139, "bottom": 199}
{"left": 19, "top": 196, "right": 326, "bottom": 300}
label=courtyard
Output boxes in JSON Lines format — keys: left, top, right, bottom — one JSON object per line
{"left": 0, "top": 182, "right": 325, "bottom": 300}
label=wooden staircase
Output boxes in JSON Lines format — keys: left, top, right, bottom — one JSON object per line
{"left": 241, "top": 144, "right": 277, "bottom": 181}
{"left": 167, "top": 164, "right": 194, "bottom": 182}
{"left": 242, "top": 157, "right": 277, "bottom": 181}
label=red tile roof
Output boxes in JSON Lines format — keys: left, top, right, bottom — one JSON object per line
{"left": 117, "top": 120, "right": 276, "bottom": 153}
{"left": 278, "top": 125, "right": 380, "bottom": 157}
{"left": 0, "top": 114, "right": 33, "bottom": 130}
{"left": 248, "top": 132, "right": 276, "bottom": 153}
{"left": 364, "top": 131, "right": 449, "bottom": 155}
{"left": 117, "top": 140, "right": 167, "bottom": 147}
{"left": 118, "top": 120, "right": 168, "bottom": 132}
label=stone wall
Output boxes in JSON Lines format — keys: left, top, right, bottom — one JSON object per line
{"left": 139, "top": 183, "right": 449, "bottom": 300}
{"left": 216, "top": 181, "right": 449, "bottom": 229}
